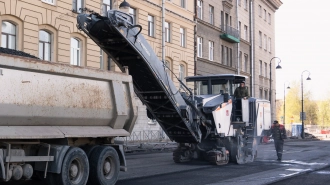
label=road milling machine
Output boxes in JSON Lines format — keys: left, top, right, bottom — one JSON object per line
{"left": 77, "top": 9, "right": 272, "bottom": 165}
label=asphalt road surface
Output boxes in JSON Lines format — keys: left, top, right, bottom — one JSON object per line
{"left": 4, "top": 140, "right": 330, "bottom": 185}
{"left": 270, "top": 165, "right": 330, "bottom": 185}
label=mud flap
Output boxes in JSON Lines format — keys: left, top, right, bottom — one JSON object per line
{"left": 0, "top": 149, "right": 5, "bottom": 180}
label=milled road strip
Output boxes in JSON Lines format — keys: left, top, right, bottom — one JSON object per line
{"left": 206, "top": 160, "right": 330, "bottom": 185}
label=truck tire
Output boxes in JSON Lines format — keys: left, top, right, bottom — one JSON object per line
{"left": 87, "top": 146, "right": 120, "bottom": 185}
{"left": 47, "top": 147, "right": 89, "bottom": 185}
{"left": 81, "top": 145, "right": 98, "bottom": 158}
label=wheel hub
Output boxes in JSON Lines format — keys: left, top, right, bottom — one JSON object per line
{"left": 70, "top": 163, "right": 79, "bottom": 178}
{"left": 103, "top": 161, "right": 111, "bottom": 174}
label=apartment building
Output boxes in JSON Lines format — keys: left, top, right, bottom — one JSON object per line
{"left": 0, "top": 0, "right": 195, "bottom": 133}
{"left": 195, "top": 0, "right": 282, "bottom": 120}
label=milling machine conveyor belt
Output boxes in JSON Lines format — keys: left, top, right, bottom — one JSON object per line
{"left": 77, "top": 10, "right": 201, "bottom": 143}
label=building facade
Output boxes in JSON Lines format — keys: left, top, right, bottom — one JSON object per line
{"left": 195, "top": 0, "right": 282, "bottom": 120}
{"left": 0, "top": 0, "right": 195, "bottom": 133}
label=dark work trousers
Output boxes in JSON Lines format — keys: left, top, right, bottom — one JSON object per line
{"left": 274, "top": 139, "right": 284, "bottom": 159}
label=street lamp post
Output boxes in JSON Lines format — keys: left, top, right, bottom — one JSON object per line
{"left": 269, "top": 57, "right": 282, "bottom": 121}
{"left": 283, "top": 82, "right": 290, "bottom": 125}
{"left": 301, "top": 70, "right": 311, "bottom": 139}
{"left": 269, "top": 57, "right": 282, "bottom": 104}
{"left": 119, "top": 0, "right": 130, "bottom": 9}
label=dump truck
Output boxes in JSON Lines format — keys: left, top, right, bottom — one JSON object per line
{"left": 76, "top": 8, "right": 272, "bottom": 166}
{"left": 0, "top": 48, "right": 137, "bottom": 185}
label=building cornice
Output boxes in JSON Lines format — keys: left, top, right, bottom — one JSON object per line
{"left": 263, "top": 0, "right": 283, "bottom": 11}
{"left": 222, "top": 0, "right": 234, "bottom": 10}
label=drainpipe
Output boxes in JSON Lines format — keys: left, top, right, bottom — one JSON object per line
{"left": 249, "top": 0, "right": 254, "bottom": 97}
{"left": 194, "top": 0, "right": 197, "bottom": 76}
{"left": 236, "top": 0, "right": 240, "bottom": 75}
{"left": 162, "top": 0, "right": 165, "bottom": 64}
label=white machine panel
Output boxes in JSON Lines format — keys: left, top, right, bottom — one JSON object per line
{"left": 256, "top": 101, "right": 271, "bottom": 136}
{"left": 213, "top": 102, "right": 233, "bottom": 136}
{"left": 242, "top": 99, "right": 249, "bottom": 125}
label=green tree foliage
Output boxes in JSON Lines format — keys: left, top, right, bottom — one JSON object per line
{"left": 283, "top": 81, "right": 301, "bottom": 124}
{"left": 317, "top": 99, "right": 330, "bottom": 127}
{"left": 276, "top": 81, "right": 318, "bottom": 124}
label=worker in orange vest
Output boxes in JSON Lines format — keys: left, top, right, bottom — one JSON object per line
{"left": 269, "top": 120, "right": 287, "bottom": 161}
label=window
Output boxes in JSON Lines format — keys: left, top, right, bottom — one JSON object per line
{"left": 264, "top": 9, "right": 266, "bottom": 21}
{"left": 259, "top": 89, "right": 263, "bottom": 99}
{"left": 70, "top": 38, "right": 81, "bottom": 66}
{"left": 129, "top": 8, "right": 136, "bottom": 24}
{"left": 180, "top": 27, "right": 185, "bottom": 47}
{"left": 165, "top": 60, "right": 171, "bottom": 78}
{"left": 259, "top": 61, "right": 263, "bottom": 76}
{"left": 258, "top": 5, "right": 262, "bottom": 17}
{"left": 209, "top": 41, "right": 214, "bottom": 61}
{"left": 259, "top": 31, "right": 262, "bottom": 47}
{"left": 181, "top": 0, "right": 186, "bottom": 8}
{"left": 39, "top": 30, "right": 51, "bottom": 61}
{"left": 148, "top": 15, "right": 154, "bottom": 37}
{"left": 179, "top": 64, "right": 185, "bottom": 84}
{"left": 229, "top": 48, "right": 232, "bottom": 67}
{"left": 1, "top": 21, "right": 16, "bottom": 49}
{"left": 238, "top": 21, "right": 241, "bottom": 37}
{"left": 197, "top": 37, "right": 203, "bottom": 57}
{"left": 264, "top": 90, "right": 268, "bottom": 100}
{"left": 239, "top": 51, "right": 242, "bottom": 71}
{"left": 101, "top": 0, "right": 112, "bottom": 16}
{"left": 165, "top": 21, "right": 170, "bottom": 42}
{"left": 42, "top": 0, "right": 55, "bottom": 5}
{"left": 264, "top": 34, "right": 267, "bottom": 50}
{"left": 244, "top": 25, "right": 248, "bottom": 40}
{"left": 100, "top": 49, "right": 104, "bottom": 69}
{"left": 197, "top": 0, "right": 203, "bottom": 20}
{"left": 72, "top": 0, "right": 84, "bottom": 13}
{"left": 224, "top": 13, "right": 229, "bottom": 31}
{"left": 221, "top": 45, "right": 224, "bottom": 64}
{"left": 244, "top": 0, "right": 248, "bottom": 10}
{"left": 220, "top": 11, "right": 224, "bottom": 28}
{"left": 264, "top": 62, "right": 268, "bottom": 78}
{"left": 268, "top": 13, "right": 271, "bottom": 24}
{"left": 238, "top": 0, "right": 241, "bottom": 6}
{"left": 209, "top": 5, "right": 214, "bottom": 25}
{"left": 268, "top": 37, "right": 271, "bottom": 52}
{"left": 244, "top": 54, "right": 248, "bottom": 72}
{"left": 222, "top": 46, "right": 228, "bottom": 65}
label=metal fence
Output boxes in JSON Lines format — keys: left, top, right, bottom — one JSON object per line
{"left": 115, "top": 130, "right": 170, "bottom": 144}
{"left": 221, "top": 24, "right": 240, "bottom": 38}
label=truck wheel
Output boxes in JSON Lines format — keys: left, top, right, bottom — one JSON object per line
{"left": 88, "top": 146, "right": 120, "bottom": 185}
{"left": 47, "top": 147, "right": 89, "bottom": 185}
{"left": 81, "top": 145, "right": 98, "bottom": 158}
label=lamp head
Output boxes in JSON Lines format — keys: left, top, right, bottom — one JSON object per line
{"left": 287, "top": 86, "right": 290, "bottom": 89}
{"left": 276, "top": 64, "right": 282, "bottom": 69}
{"left": 119, "top": 0, "right": 130, "bottom": 9}
{"left": 306, "top": 76, "right": 311, "bottom": 80}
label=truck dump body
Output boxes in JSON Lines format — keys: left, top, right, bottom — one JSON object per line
{"left": 0, "top": 52, "right": 137, "bottom": 139}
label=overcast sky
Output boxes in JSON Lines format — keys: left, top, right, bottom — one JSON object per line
{"left": 275, "top": 0, "right": 330, "bottom": 100}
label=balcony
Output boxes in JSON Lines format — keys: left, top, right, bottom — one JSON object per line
{"left": 220, "top": 25, "right": 240, "bottom": 43}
